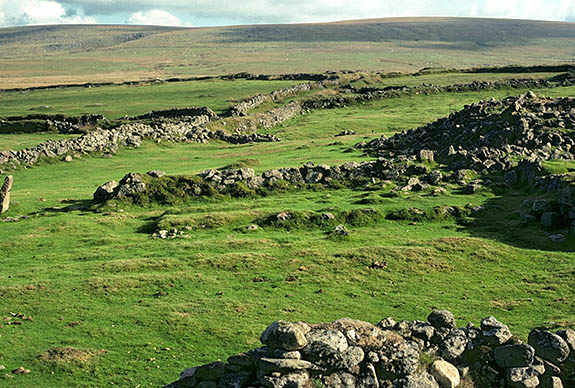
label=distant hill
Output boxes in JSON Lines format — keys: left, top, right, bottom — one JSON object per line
{"left": 0, "top": 17, "right": 574, "bottom": 88}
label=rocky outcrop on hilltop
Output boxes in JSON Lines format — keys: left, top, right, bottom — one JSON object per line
{"left": 162, "top": 311, "right": 575, "bottom": 388}
{"left": 360, "top": 93, "right": 575, "bottom": 172}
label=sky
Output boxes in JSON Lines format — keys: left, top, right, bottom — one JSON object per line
{"left": 0, "top": 0, "right": 575, "bottom": 28}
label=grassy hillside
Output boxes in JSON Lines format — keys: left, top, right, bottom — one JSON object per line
{"left": 1, "top": 18, "right": 575, "bottom": 88}
{"left": 0, "top": 70, "right": 574, "bottom": 387}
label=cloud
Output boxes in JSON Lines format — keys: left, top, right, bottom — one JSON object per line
{"left": 0, "top": 0, "right": 96, "bottom": 26}
{"left": 3, "top": 0, "right": 575, "bottom": 27}
{"left": 127, "top": 9, "right": 186, "bottom": 26}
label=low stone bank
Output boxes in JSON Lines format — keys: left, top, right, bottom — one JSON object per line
{"left": 163, "top": 311, "right": 574, "bottom": 388}
{"left": 0, "top": 119, "right": 279, "bottom": 170}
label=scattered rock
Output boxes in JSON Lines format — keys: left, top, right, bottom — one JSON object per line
{"left": 333, "top": 224, "right": 350, "bottom": 237}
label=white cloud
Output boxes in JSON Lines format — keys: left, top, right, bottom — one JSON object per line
{"left": 0, "top": 0, "right": 96, "bottom": 26}
{"left": 3, "top": 0, "right": 575, "bottom": 27}
{"left": 127, "top": 9, "right": 186, "bottom": 26}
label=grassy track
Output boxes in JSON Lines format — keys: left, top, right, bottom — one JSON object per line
{"left": 0, "top": 78, "right": 574, "bottom": 388}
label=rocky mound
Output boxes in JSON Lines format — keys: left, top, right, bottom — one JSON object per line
{"left": 360, "top": 93, "right": 575, "bottom": 172}
{"left": 92, "top": 159, "right": 419, "bottom": 204}
{"left": 163, "top": 311, "right": 574, "bottom": 388}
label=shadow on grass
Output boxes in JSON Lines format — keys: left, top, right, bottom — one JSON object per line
{"left": 462, "top": 189, "right": 575, "bottom": 253}
{"left": 30, "top": 199, "right": 95, "bottom": 216}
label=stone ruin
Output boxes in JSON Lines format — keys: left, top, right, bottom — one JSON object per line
{"left": 359, "top": 92, "right": 575, "bottom": 170}
{"left": 162, "top": 311, "right": 574, "bottom": 388}
{"left": 0, "top": 175, "right": 13, "bottom": 213}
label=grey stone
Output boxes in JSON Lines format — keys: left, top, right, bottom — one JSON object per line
{"left": 532, "top": 199, "right": 552, "bottom": 216}
{"left": 93, "top": 180, "right": 118, "bottom": 202}
{"left": 540, "top": 212, "right": 562, "bottom": 229}
{"left": 507, "top": 366, "right": 540, "bottom": 388}
{"left": 528, "top": 330, "right": 570, "bottom": 364}
{"left": 439, "top": 329, "right": 468, "bottom": 361}
{"left": 412, "top": 322, "right": 435, "bottom": 342}
{"left": 481, "top": 316, "right": 512, "bottom": 346}
{"left": 333, "top": 224, "right": 350, "bottom": 237}
{"left": 540, "top": 376, "right": 564, "bottom": 388}
{"left": 494, "top": 344, "right": 536, "bottom": 368}
{"left": 556, "top": 329, "right": 575, "bottom": 352}
{"left": 394, "top": 372, "right": 439, "bottom": 388}
{"left": 303, "top": 329, "right": 348, "bottom": 361}
{"left": 260, "top": 369, "right": 310, "bottom": 388}
{"left": 258, "top": 358, "right": 314, "bottom": 374}
{"left": 260, "top": 321, "right": 310, "bottom": 351}
{"left": 418, "top": 150, "right": 435, "bottom": 163}
{"left": 427, "top": 310, "right": 456, "bottom": 330}
{"left": 147, "top": 170, "right": 166, "bottom": 178}
{"left": 0, "top": 175, "right": 13, "bottom": 213}
{"left": 430, "top": 360, "right": 460, "bottom": 388}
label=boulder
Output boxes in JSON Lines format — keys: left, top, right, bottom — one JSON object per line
{"left": 430, "top": 360, "right": 460, "bottom": 388}
{"left": 258, "top": 358, "right": 314, "bottom": 374}
{"left": 532, "top": 200, "right": 552, "bottom": 216}
{"left": 439, "top": 329, "right": 468, "bottom": 361}
{"left": 418, "top": 150, "right": 435, "bottom": 163}
{"left": 507, "top": 366, "right": 540, "bottom": 388}
{"left": 540, "top": 212, "right": 562, "bottom": 229}
{"left": 556, "top": 329, "right": 575, "bottom": 352}
{"left": 260, "top": 370, "right": 310, "bottom": 388}
{"left": 303, "top": 329, "right": 348, "bottom": 364}
{"left": 333, "top": 224, "right": 350, "bottom": 237}
{"left": 528, "top": 330, "right": 570, "bottom": 364}
{"left": 0, "top": 175, "right": 13, "bottom": 213}
{"left": 481, "top": 316, "right": 512, "bottom": 346}
{"left": 93, "top": 180, "right": 118, "bottom": 202}
{"left": 147, "top": 170, "right": 166, "bottom": 178}
{"left": 427, "top": 310, "right": 456, "bottom": 330}
{"left": 260, "top": 321, "right": 310, "bottom": 351}
{"left": 494, "top": 344, "right": 536, "bottom": 368}
{"left": 177, "top": 362, "right": 225, "bottom": 387}
{"left": 394, "top": 372, "right": 439, "bottom": 388}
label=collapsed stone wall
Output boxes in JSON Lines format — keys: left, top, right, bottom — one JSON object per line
{"left": 0, "top": 114, "right": 106, "bottom": 135}
{"left": 360, "top": 93, "right": 575, "bottom": 172}
{"left": 305, "top": 78, "right": 557, "bottom": 112}
{"left": 125, "top": 107, "right": 218, "bottom": 121}
{"left": 93, "top": 159, "right": 414, "bottom": 203}
{"left": 162, "top": 311, "right": 575, "bottom": 388}
{"left": 0, "top": 117, "right": 278, "bottom": 170}
{"left": 225, "top": 79, "right": 339, "bottom": 117}
{"left": 230, "top": 101, "right": 304, "bottom": 133}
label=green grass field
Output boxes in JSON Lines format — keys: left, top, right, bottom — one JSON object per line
{"left": 0, "top": 79, "right": 299, "bottom": 119}
{"left": 0, "top": 71, "right": 574, "bottom": 387}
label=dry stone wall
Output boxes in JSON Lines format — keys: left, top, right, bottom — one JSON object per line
{"left": 0, "top": 116, "right": 278, "bottom": 170}
{"left": 162, "top": 311, "right": 575, "bottom": 388}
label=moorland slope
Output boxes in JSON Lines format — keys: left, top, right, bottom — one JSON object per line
{"left": 1, "top": 17, "right": 575, "bottom": 88}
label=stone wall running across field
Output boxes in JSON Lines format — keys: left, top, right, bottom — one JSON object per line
{"left": 0, "top": 116, "right": 279, "bottom": 170}
{"left": 162, "top": 310, "right": 575, "bottom": 388}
